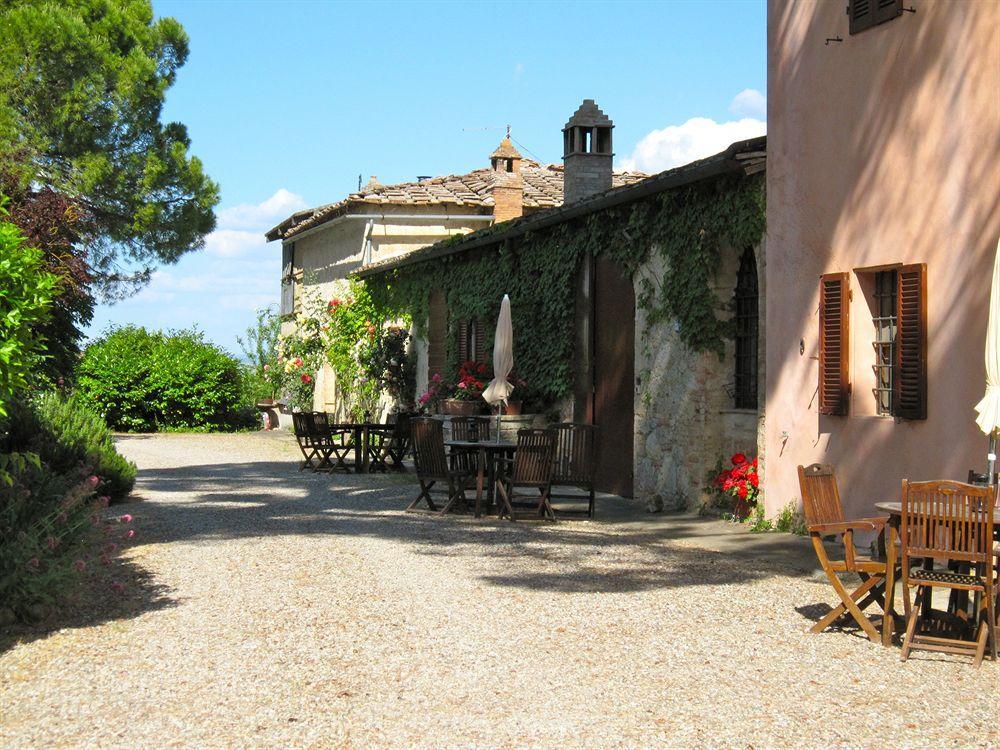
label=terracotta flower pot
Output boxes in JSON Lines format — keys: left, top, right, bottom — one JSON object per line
{"left": 502, "top": 400, "right": 523, "bottom": 416}
{"left": 443, "top": 398, "right": 483, "bottom": 416}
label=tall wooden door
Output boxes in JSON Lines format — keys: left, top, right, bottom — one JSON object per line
{"left": 592, "top": 256, "right": 635, "bottom": 497}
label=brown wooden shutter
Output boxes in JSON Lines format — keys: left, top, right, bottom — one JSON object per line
{"left": 427, "top": 290, "right": 446, "bottom": 382}
{"left": 894, "top": 263, "right": 927, "bottom": 420}
{"left": 457, "top": 319, "right": 470, "bottom": 362}
{"left": 474, "top": 320, "right": 488, "bottom": 365}
{"left": 819, "top": 273, "right": 850, "bottom": 416}
{"left": 849, "top": 0, "right": 901, "bottom": 34}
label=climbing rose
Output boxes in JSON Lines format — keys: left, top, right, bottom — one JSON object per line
{"left": 88, "top": 475, "right": 100, "bottom": 487}
{"left": 301, "top": 373, "right": 313, "bottom": 384}
{"left": 731, "top": 453, "right": 747, "bottom": 466}
{"left": 73, "top": 560, "right": 86, "bottom": 572}
{"left": 27, "top": 557, "right": 40, "bottom": 570}
{"left": 45, "top": 536, "right": 58, "bottom": 550}
{"left": 120, "top": 514, "right": 133, "bottom": 524}
{"left": 125, "top": 529, "right": 136, "bottom": 539}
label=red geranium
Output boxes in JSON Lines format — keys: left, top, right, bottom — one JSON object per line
{"left": 714, "top": 454, "right": 761, "bottom": 520}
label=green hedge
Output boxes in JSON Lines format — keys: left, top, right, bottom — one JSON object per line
{"left": 76, "top": 326, "right": 256, "bottom": 432}
{"left": 5, "top": 391, "right": 136, "bottom": 503}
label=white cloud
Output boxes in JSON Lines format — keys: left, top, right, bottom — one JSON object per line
{"left": 206, "top": 188, "right": 308, "bottom": 257}
{"left": 619, "top": 116, "right": 766, "bottom": 173}
{"left": 216, "top": 188, "right": 308, "bottom": 231}
{"left": 513, "top": 62, "right": 525, "bottom": 78}
{"left": 729, "top": 88, "right": 766, "bottom": 119}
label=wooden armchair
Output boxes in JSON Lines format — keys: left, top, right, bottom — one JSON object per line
{"left": 797, "top": 464, "right": 897, "bottom": 645}
{"left": 899, "top": 480, "right": 998, "bottom": 666}
{"left": 367, "top": 411, "right": 414, "bottom": 471}
{"left": 407, "top": 417, "right": 472, "bottom": 515}
{"left": 495, "top": 428, "right": 557, "bottom": 522}
{"left": 549, "top": 423, "right": 597, "bottom": 518}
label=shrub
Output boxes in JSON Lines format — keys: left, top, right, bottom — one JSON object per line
{"left": 0, "top": 201, "right": 57, "bottom": 418}
{"left": 77, "top": 326, "right": 256, "bottom": 432}
{"left": 5, "top": 391, "right": 136, "bottom": 503}
{"left": 0, "top": 457, "right": 100, "bottom": 622}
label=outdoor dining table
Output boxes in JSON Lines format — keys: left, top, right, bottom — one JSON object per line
{"left": 329, "top": 421, "right": 386, "bottom": 473}
{"left": 875, "top": 500, "right": 1000, "bottom": 635}
{"left": 445, "top": 438, "right": 516, "bottom": 518}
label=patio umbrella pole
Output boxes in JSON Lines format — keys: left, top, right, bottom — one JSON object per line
{"left": 989, "top": 431, "right": 997, "bottom": 486}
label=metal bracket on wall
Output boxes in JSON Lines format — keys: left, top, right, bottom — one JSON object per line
{"left": 825, "top": 36, "right": 844, "bottom": 45}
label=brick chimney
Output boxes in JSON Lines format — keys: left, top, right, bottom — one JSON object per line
{"left": 562, "top": 99, "right": 613, "bottom": 203}
{"left": 489, "top": 137, "right": 523, "bottom": 223}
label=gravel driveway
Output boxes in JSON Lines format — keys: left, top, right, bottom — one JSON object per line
{"left": 1, "top": 433, "right": 997, "bottom": 749}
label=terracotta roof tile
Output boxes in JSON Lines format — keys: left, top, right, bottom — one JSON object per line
{"left": 267, "top": 160, "right": 648, "bottom": 240}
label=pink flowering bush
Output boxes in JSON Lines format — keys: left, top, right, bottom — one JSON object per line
{"left": 0, "top": 458, "right": 135, "bottom": 622}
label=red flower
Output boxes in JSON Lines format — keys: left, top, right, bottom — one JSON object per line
{"left": 301, "top": 373, "right": 313, "bottom": 384}
{"left": 747, "top": 472, "right": 759, "bottom": 488}
{"left": 736, "top": 484, "right": 749, "bottom": 500}
{"left": 731, "top": 453, "right": 747, "bottom": 466}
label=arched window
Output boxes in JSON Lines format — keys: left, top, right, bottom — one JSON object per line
{"left": 734, "top": 248, "right": 759, "bottom": 409}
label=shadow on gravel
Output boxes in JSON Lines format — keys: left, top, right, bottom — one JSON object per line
{"left": 0, "top": 556, "right": 177, "bottom": 655}
{"left": 128, "top": 459, "right": 821, "bottom": 596}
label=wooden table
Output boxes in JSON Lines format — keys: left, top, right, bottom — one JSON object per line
{"left": 330, "top": 422, "right": 386, "bottom": 473}
{"left": 875, "top": 500, "right": 1000, "bottom": 636}
{"left": 445, "top": 439, "right": 516, "bottom": 517}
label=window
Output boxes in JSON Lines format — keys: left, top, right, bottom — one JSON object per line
{"left": 849, "top": 0, "right": 903, "bottom": 35}
{"left": 280, "top": 242, "right": 295, "bottom": 317}
{"left": 457, "top": 319, "right": 487, "bottom": 364}
{"left": 872, "top": 270, "right": 897, "bottom": 415}
{"left": 733, "top": 248, "right": 758, "bottom": 409}
{"left": 818, "top": 264, "right": 927, "bottom": 419}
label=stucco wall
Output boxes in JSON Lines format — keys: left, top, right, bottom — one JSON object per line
{"left": 634, "top": 241, "right": 764, "bottom": 510}
{"left": 765, "top": 0, "right": 1000, "bottom": 520}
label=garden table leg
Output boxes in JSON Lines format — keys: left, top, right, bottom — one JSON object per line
{"left": 474, "top": 447, "right": 486, "bottom": 518}
{"left": 882, "top": 525, "right": 896, "bottom": 647}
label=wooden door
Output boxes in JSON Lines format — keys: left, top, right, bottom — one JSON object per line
{"left": 592, "top": 256, "right": 635, "bottom": 497}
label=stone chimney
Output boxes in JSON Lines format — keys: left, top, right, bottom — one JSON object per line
{"left": 562, "top": 99, "right": 613, "bottom": 203}
{"left": 489, "top": 137, "right": 523, "bottom": 223}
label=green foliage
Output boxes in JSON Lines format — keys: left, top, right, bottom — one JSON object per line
{"left": 0, "top": 203, "right": 57, "bottom": 417}
{"left": 237, "top": 306, "right": 282, "bottom": 404}
{"left": 746, "top": 504, "right": 773, "bottom": 533}
{"left": 364, "top": 174, "right": 765, "bottom": 406}
{"left": 0, "top": 461, "right": 99, "bottom": 622}
{"left": 773, "top": 502, "right": 808, "bottom": 535}
{"left": 5, "top": 391, "right": 136, "bottom": 502}
{"left": 76, "top": 326, "right": 255, "bottom": 431}
{"left": 0, "top": 0, "right": 219, "bottom": 294}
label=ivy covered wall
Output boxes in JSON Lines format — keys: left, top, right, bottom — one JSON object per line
{"left": 362, "top": 172, "right": 765, "bottom": 410}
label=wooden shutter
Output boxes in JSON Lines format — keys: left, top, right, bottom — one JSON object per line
{"left": 894, "top": 263, "right": 927, "bottom": 420}
{"left": 849, "top": 0, "right": 902, "bottom": 35}
{"left": 474, "top": 320, "right": 488, "bottom": 365}
{"left": 457, "top": 319, "right": 470, "bottom": 362}
{"left": 427, "top": 290, "right": 446, "bottom": 381}
{"left": 819, "top": 273, "right": 850, "bottom": 416}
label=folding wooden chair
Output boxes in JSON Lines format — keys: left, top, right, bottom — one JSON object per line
{"left": 407, "top": 418, "right": 472, "bottom": 514}
{"left": 549, "top": 423, "right": 597, "bottom": 518}
{"left": 293, "top": 412, "right": 335, "bottom": 471}
{"left": 899, "top": 480, "right": 998, "bottom": 667}
{"left": 495, "top": 428, "right": 557, "bottom": 522}
{"left": 797, "top": 464, "right": 898, "bottom": 645}
{"left": 366, "top": 411, "right": 414, "bottom": 471}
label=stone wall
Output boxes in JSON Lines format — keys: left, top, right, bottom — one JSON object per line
{"left": 633, "top": 240, "right": 765, "bottom": 511}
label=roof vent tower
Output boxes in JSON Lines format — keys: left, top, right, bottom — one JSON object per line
{"left": 562, "top": 99, "right": 613, "bottom": 203}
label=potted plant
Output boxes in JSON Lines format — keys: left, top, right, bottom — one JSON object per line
{"left": 442, "top": 360, "right": 488, "bottom": 415}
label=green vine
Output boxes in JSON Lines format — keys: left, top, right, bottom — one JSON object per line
{"left": 361, "top": 172, "right": 764, "bottom": 408}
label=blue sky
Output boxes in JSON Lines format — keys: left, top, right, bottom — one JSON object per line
{"left": 87, "top": 0, "right": 767, "bottom": 357}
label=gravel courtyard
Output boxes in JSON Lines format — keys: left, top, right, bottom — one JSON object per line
{"left": 1, "top": 433, "right": 997, "bottom": 749}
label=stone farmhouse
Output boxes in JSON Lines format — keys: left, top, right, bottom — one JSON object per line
{"left": 265, "top": 121, "right": 646, "bottom": 416}
{"left": 357, "top": 101, "right": 766, "bottom": 509}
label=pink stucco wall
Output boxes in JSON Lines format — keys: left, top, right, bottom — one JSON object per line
{"left": 765, "top": 0, "right": 1000, "bottom": 520}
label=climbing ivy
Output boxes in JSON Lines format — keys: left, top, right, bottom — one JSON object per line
{"left": 362, "top": 172, "right": 764, "bottom": 408}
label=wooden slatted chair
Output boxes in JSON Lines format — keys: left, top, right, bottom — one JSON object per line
{"left": 899, "top": 480, "right": 998, "bottom": 666}
{"left": 495, "top": 428, "right": 557, "bottom": 522}
{"left": 797, "top": 464, "right": 897, "bottom": 645}
{"left": 408, "top": 417, "right": 472, "bottom": 514}
{"left": 366, "top": 411, "right": 414, "bottom": 471}
{"left": 292, "top": 412, "right": 338, "bottom": 471}
{"left": 448, "top": 416, "right": 492, "bottom": 472}
{"left": 549, "top": 423, "right": 597, "bottom": 518}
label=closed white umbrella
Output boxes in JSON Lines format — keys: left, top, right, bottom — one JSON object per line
{"left": 974, "top": 238, "right": 1000, "bottom": 481}
{"left": 483, "top": 295, "right": 514, "bottom": 438}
